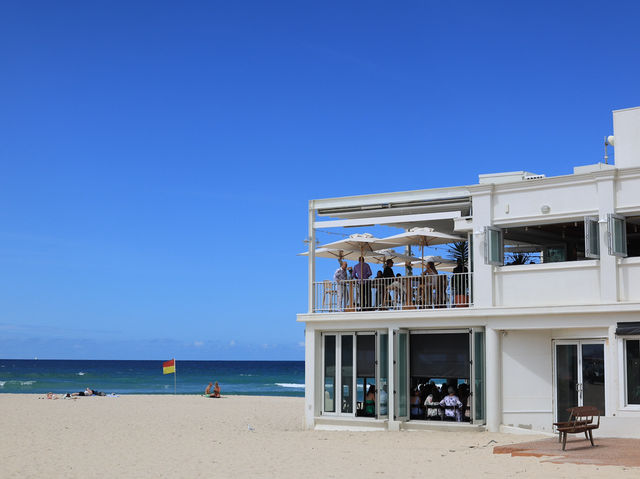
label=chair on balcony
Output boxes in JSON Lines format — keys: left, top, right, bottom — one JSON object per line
{"left": 322, "top": 280, "right": 338, "bottom": 310}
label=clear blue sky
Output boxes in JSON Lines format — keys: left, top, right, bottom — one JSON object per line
{"left": 1, "top": 1, "right": 639, "bottom": 360}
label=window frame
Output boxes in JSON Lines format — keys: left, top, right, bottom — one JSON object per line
{"left": 484, "top": 226, "right": 504, "bottom": 266}
{"left": 608, "top": 213, "right": 628, "bottom": 257}
{"left": 584, "top": 216, "right": 600, "bottom": 259}
{"left": 622, "top": 337, "right": 640, "bottom": 408}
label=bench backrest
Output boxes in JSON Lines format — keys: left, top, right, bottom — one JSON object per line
{"left": 568, "top": 406, "right": 601, "bottom": 427}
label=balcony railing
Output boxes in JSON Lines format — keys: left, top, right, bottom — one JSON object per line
{"left": 313, "top": 272, "right": 473, "bottom": 313}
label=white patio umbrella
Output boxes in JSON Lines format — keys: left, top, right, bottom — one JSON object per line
{"left": 298, "top": 247, "right": 418, "bottom": 265}
{"left": 379, "top": 227, "right": 465, "bottom": 273}
{"left": 297, "top": 247, "right": 365, "bottom": 262}
{"left": 318, "top": 233, "right": 397, "bottom": 258}
{"left": 405, "top": 255, "right": 458, "bottom": 272}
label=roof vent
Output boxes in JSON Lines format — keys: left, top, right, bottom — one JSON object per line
{"left": 478, "top": 171, "right": 546, "bottom": 185}
{"left": 524, "top": 174, "right": 546, "bottom": 181}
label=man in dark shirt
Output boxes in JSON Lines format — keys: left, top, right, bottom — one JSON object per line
{"left": 381, "top": 259, "right": 395, "bottom": 308}
{"left": 382, "top": 259, "right": 394, "bottom": 278}
{"left": 353, "top": 256, "right": 372, "bottom": 310}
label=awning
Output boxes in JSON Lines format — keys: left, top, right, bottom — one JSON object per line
{"left": 616, "top": 322, "right": 640, "bottom": 336}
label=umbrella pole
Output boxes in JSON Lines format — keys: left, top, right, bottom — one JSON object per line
{"left": 421, "top": 243, "right": 425, "bottom": 308}
{"left": 359, "top": 245, "right": 364, "bottom": 311}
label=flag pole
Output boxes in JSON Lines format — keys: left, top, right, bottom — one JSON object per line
{"left": 174, "top": 358, "right": 177, "bottom": 395}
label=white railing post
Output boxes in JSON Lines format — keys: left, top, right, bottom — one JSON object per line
{"left": 308, "top": 201, "right": 315, "bottom": 313}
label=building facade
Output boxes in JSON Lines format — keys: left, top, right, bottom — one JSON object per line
{"left": 297, "top": 106, "right": 640, "bottom": 437}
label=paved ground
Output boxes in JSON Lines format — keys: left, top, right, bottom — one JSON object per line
{"left": 494, "top": 436, "right": 640, "bottom": 467}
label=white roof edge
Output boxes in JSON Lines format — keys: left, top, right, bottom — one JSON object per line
{"left": 311, "top": 186, "right": 472, "bottom": 210}
{"left": 612, "top": 105, "right": 640, "bottom": 113}
{"left": 478, "top": 171, "right": 538, "bottom": 178}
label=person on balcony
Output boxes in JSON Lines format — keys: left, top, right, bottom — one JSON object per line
{"left": 381, "top": 259, "right": 395, "bottom": 307}
{"left": 451, "top": 259, "right": 469, "bottom": 307}
{"left": 334, "top": 261, "right": 349, "bottom": 310}
{"left": 373, "top": 270, "right": 384, "bottom": 309}
{"left": 426, "top": 261, "right": 447, "bottom": 307}
{"left": 353, "top": 256, "right": 372, "bottom": 310}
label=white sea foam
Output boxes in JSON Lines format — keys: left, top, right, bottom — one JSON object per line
{"left": 275, "top": 383, "right": 305, "bottom": 389}
{"left": 20, "top": 381, "right": 35, "bottom": 385}
{"left": 0, "top": 381, "right": 5, "bottom": 387}
{"left": 77, "top": 372, "right": 86, "bottom": 376}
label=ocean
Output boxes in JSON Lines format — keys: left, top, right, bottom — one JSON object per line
{"left": 0, "top": 359, "right": 305, "bottom": 397}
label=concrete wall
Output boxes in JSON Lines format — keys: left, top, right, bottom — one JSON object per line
{"left": 618, "top": 258, "right": 640, "bottom": 301}
{"left": 501, "top": 329, "right": 554, "bottom": 433}
{"left": 492, "top": 179, "right": 598, "bottom": 225}
{"left": 494, "top": 261, "right": 600, "bottom": 307}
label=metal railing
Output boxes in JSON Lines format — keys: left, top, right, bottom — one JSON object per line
{"left": 313, "top": 272, "right": 473, "bottom": 313}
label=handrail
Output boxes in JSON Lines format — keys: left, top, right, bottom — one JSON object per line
{"left": 313, "top": 272, "right": 473, "bottom": 313}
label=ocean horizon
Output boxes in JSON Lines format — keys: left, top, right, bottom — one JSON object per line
{"left": 0, "top": 359, "right": 305, "bottom": 397}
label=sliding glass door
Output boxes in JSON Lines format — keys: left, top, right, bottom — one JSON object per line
{"left": 554, "top": 340, "right": 605, "bottom": 422}
{"left": 394, "top": 329, "right": 409, "bottom": 421}
{"left": 323, "top": 334, "right": 336, "bottom": 413}
{"left": 322, "top": 331, "right": 383, "bottom": 418}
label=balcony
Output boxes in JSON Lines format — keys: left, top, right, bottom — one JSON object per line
{"left": 313, "top": 272, "right": 473, "bottom": 313}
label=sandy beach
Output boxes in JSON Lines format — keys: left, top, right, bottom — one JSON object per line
{"left": 0, "top": 394, "right": 636, "bottom": 478}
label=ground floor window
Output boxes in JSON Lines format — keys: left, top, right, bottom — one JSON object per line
{"left": 409, "top": 332, "right": 471, "bottom": 422}
{"left": 625, "top": 339, "right": 640, "bottom": 405}
{"left": 322, "top": 331, "right": 389, "bottom": 418}
{"left": 322, "top": 328, "right": 485, "bottom": 424}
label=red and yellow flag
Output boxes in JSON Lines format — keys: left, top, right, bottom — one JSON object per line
{"left": 163, "top": 359, "right": 175, "bottom": 375}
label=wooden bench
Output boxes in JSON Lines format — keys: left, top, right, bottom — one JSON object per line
{"left": 553, "top": 406, "right": 600, "bottom": 451}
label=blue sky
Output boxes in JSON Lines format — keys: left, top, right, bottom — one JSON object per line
{"left": 1, "top": 1, "right": 639, "bottom": 360}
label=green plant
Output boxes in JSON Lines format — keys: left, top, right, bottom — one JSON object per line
{"left": 447, "top": 241, "right": 468, "bottom": 266}
{"left": 506, "top": 252, "right": 531, "bottom": 265}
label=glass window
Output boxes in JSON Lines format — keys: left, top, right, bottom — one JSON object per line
{"left": 473, "top": 330, "right": 485, "bottom": 422}
{"left": 397, "top": 332, "right": 409, "bottom": 419}
{"left": 484, "top": 226, "right": 503, "bottom": 265}
{"left": 584, "top": 216, "right": 600, "bottom": 258}
{"left": 323, "top": 335, "right": 336, "bottom": 413}
{"left": 626, "top": 339, "right": 640, "bottom": 405}
{"left": 378, "top": 333, "right": 389, "bottom": 418}
{"left": 356, "top": 334, "right": 376, "bottom": 417}
{"left": 341, "top": 335, "right": 353, "bottom": 413}
{"left": 608, "top": 214, "right": 628, "bottom": 257}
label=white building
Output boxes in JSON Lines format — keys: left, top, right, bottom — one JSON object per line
{"left": 297, "top": 106, "right": 640, "bottom": 437}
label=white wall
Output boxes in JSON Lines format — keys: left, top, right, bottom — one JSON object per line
{"left": 618, "top": 258, "right": 640, "bottom": 301}
{"left": 616, "top": 170, "right": 640, "bottom": 211}
{"left": 494, "top": 261, "right": 600, "bottom": 307}
{"left": 613, "top": 106, "right": 640, "bottom": 169}
{"left": 492, "top": 180, "right": 597, "bottom": 225}
{"left": 501, "top": 330, "right": 554, "bottom": 433}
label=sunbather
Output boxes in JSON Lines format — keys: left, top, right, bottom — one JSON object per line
{"left": 205, "top": 381, "right": 221, "bottom": 398}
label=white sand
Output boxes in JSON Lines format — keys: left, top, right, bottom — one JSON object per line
{"left": 0, "top": 394, "right": 635, "bottom": 478}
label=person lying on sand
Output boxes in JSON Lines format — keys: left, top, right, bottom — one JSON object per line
{"left": 66, "top": 388, "right": 106, "bottom": 397}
